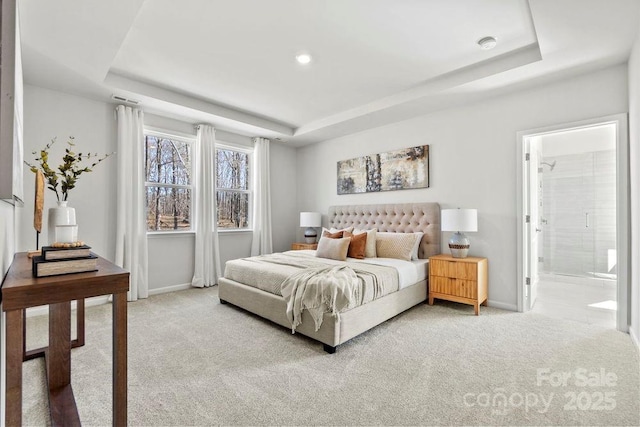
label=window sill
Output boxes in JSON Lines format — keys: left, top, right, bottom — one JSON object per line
{"left": 147, "top": 231, "right": 195, "bottom": 239}
{"left": 146, "top": 229, "right": 253, "bottom": 238}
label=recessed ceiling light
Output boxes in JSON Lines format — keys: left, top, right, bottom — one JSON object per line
{"left": 296, "top": 53, "right": 312, "bottom": 64}
{"left": 477, "top": 36, "right": 497, "bottom": 50}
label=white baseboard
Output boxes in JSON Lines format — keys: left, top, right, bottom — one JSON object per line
{"left": 25, "top": 296, "right": 110, "bottom": 318}
{"left": 487, "top": 300, "right": 518, "bottom": 312}
{"left": 24, "top": 283, "right": 194, "bottom": 318}
{"left": 630, "top": 327, "right": 640, "bottom": 352}
{"left": 148, "top": 282, "right": 192, "bottom": 296}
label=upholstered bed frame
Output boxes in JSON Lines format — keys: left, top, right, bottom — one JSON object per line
{"left": 218, "top": 203, "right": 441, "bottom": 353}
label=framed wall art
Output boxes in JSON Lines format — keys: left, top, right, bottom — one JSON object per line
{"left": 337, "top": 145, "right": 429, "bottom": 195}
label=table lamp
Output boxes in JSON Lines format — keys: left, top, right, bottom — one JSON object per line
{"left": 300, "top": 212, "right": 322, "bottom": 243}
{"left": 441, "top": 208, "right": 478, "bottom": 258}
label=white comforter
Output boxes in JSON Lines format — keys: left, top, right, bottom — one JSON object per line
{"left": 223, "top": 250, "right": 428, "bottom": 331}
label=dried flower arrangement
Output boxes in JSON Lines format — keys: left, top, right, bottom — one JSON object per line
{"left": 25, "top": 136, "right": 113, "bottom": 201}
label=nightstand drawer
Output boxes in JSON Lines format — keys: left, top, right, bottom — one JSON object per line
{"left": 291, "top": 242, "right": 318, "bottom": 250}
{"left": 428, "top": 254, "right": 488, "bottom": 315}
{"left": 430, "top": 276, "right": 478, "bottom": 299}
{"left": 430, "top": 259, "right": 477, "bottom": 280}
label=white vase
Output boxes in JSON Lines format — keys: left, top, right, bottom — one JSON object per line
{"left": 48, "top": 201, "right": 76, "bottom": 245}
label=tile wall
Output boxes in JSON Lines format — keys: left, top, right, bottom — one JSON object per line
{"left": 541, "top": 150, "right": 616, "bottom": 278}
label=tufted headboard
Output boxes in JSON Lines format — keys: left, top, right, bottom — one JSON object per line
{"left": 327, "top": 203, "right": 441, "bottom": 259}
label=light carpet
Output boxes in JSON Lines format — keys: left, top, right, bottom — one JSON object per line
{"left": 22, "top": 287, "right": 640, "bottom": 426}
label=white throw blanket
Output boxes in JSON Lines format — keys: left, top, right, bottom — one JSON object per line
{"left": 281, "top": 265, "right": 360, "bottom": 333}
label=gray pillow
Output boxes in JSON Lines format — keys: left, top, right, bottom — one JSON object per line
{"left": 315, "top": 236, "right": 350, "bottom": 261}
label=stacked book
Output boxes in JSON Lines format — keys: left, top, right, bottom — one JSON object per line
{"left": 32, "top": 245, "right": 98, "bottom": 277}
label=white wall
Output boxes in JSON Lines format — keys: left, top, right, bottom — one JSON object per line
{"left": 628, "top": 29, "right": 640, "bottom": 347}
{"left": 296, "top": 65, "right": 629, "bottom": 310}
{"left": 20, "top": 85, "right": 118, "bottom": 259}
{"left": 541, "top": 124, "right": 616, "bottom": 156}
{"left": 270, "top": 141, "right": 299, "bottom": 252}
{"left": 19, "top": 88, "right": 299, "bottom": 292}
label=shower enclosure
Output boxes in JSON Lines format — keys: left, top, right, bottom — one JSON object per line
{"left": 541, "top": 149, "right": 617, "bottom": 279}
{"left": 520, "top": 115, "right": 628, "bottom": 331}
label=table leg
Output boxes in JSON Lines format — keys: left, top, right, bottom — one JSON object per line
{"left": 6, "top": 309, "right": 24, "bottom": 427}
{"left": 47, "top": 301, "right": 83, "bottom": 426}
{"left": 76, "top": 299, "right": 85, "bottom": 346}
{"left": 48, "top": 302, "right": 71, "bottom": 390}
{"left": 22, "top": 309, "right": 27, "bottom": 359}
{"left": 113, "top": 292, "right": 128, "bottom": 426}
{"left": 24, "top": 299, "right": 86, "bottom": 361}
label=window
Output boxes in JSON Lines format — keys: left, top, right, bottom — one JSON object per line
{"left": 216, "top": 146, "right": 251, "bottom": 229}
{"left": 144, "top": 132, "right": 193, "bottom": 231}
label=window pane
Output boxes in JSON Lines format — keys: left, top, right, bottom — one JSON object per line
{"left": 146, "top": 187, "right": 191, "bottom": 231}
{"left": 145, "top": 135, "right": 191, "bottom": 185}
{"left": 216, "top": 149, "right": 248, "bottom": 190}
{"left": 216, "top": 191, "right": 249, "bottom": 228}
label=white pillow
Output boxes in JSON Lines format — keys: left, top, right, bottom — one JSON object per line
{"left": 322, "top": 226, "right": 354, "bottom": 237}
{"left": 315, "top": 236, "right": 350, "bottom": 261}
{"left": 330, "top": 226, "right": 351, "bottom": 232}
{"left": 376, "top": 232, "right": 422, "bottom": 261}
{"left": 353, "top": 228, "right": 377, "bottom": 258}
{"left": 411, "top": 232, "right": 424, "bottom": 260}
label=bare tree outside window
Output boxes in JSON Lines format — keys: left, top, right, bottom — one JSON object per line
{"left": 144, "top": 135, "right": 250, "bottom": 232}
{"left": 145, "top": 134, "right": 192, "bottom": 231}
{"left": 216, "top": 148, "right": 250, "bottom": 229}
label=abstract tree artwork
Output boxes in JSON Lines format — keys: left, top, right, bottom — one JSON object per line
{"left": 337, "top": 145, "right": 429, "bottom": 195}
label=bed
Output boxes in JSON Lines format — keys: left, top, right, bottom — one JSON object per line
{"left": 218, "top": 203, "right": 441, "bottom": 353}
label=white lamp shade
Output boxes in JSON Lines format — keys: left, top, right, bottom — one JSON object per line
{"left": 300, "top": 212, "right": 322, "bottom": 227}
{"left": 441, "top": 209, "right": 478, "bottom": 232}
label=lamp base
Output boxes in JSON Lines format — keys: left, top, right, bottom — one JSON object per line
{"left": 448, "top": 231, "right": 470, "bottom": 258}
{"left": 304, "top": 227, "right": 318, "bottom": 244}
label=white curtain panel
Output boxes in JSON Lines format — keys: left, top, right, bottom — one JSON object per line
{"left": 251, "top": 137, "right": 273, "bottom": 256}
{"left": 192, "top": 124, "right": 222, "bottom": 287}
{"left": 115, "top": 105, "right": 149, "bottom": 301}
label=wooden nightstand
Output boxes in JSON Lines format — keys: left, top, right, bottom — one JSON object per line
{"left": 291, "top": 242, "right": 318, "bottom": 250}
{"left": 428, "top": 254, "right": 488, "bottom": 315}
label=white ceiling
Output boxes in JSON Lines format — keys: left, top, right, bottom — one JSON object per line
{"left": 18, "top": 0, "right": 640, "bottom": 146}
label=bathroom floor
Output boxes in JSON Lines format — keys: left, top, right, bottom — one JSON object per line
{"left": 531, "top": 274, "right": 617, "bottom": 329}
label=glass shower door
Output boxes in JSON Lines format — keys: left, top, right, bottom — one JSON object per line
{"left": 542, "top": 150, "right": 615, "bottom": 279}
{"left": 593, "top": 149, "right": 617, "bottom": 279}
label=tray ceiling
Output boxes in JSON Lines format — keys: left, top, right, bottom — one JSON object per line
{"left": 18, "top": 0, "right": 640, "bottom": 145}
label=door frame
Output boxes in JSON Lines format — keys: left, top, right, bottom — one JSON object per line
{"left": 516, "top": 113, "right": 629, "bottom": 332}
{"left": 522, "top": 135, "right": 542, "bottom": 311}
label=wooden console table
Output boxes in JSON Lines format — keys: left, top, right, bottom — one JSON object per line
{"left": 1, "top": 253, "right": 129, "bottom": 426}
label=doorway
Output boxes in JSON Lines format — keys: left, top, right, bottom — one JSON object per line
{"left": 516, "top": 114, "right": 629, "bottom": 332}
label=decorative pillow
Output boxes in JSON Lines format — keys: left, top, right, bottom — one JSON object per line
{"left": 376, "top": 232, "right": 422, "bottom": 261}
{"left": 325, "top": 226, "right": 354, "bottom": 234}
{"left": 322, "top": 229, "right": 344, "bottom": 239}
{"left": 315, "top": 236, "right": 350, "bottom": 261}
{"left": 353, "top": 228, "right": 377, "bottom": 258}
{"left": 411, "top": 232, "right": 424, "bottom": 260}
{"left": 344, "top": 231, "right": 367, "bottom": 259}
